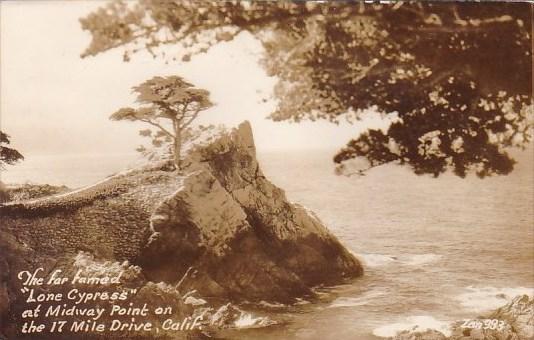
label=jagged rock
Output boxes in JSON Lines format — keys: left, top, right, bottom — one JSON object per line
{"left": 141, "top": 121, "right": 362, "bottom": 301}
{"left": 0, "top": 250, "right": 243, "bottom": 339}
{"left": 390, "top": 295, "right": 533, "bottom": 340}
{"left": 446, "top": 295, "right": 533, "bottom": 340}
{"left": 392, "top": 329, "right": 447, "bottom": 340}
{"left": 209, "top": 303, "right": 243, "bottom": 328}
{"left": 184, "top": 296, "right": 207, "bottom": 306}
{"left": 206, "top": 303, "right": 274, "bottom": 329}
{"left": 0, "top": 229, "right": 59, "bottom": 338}
{"left": 488, "top": 295, "right": 533, "bottom": 340}
{"left": 448, "top": 322, "right": 518, "bottom": 340}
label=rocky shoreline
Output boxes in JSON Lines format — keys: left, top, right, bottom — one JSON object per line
{"left": 0, "top": 183, "right": 70, "bottom": 203}
{"left": 3, "top": 122, "right": 528, "bottom": 340}
{"left": 390, "top": 295, "right": 533, "bottom": 340}
{"left": 0, "top": 121, "right": 363, "bottom": 339}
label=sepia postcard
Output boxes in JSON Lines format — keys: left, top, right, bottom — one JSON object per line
{"left": 0, "top": 1, "right": 532, "bottom": 339}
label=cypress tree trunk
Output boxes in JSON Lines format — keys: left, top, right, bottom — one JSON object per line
{"left": 174, "top": 128, "right": 182, "bottom": 171}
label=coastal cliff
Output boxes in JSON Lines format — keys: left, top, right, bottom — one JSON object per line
{"left": 0, "top": 121, "right": 362, "bottom": 337}
{"left": 142, "top": 121, "right": 362, "bottom": 301}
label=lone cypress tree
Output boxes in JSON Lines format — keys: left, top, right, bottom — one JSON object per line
{"left": 110, "top": 76, "right": 213, "bottom": 170}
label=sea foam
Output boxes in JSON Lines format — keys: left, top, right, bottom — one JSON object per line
{"left": 234, "top": 312, "right": 275, "bottom": 329}
{"left": 356, "top": 253, "right": 397, "bottom": 267}
{"left": 403, "top": 254, "right": 443, "bottom": 266}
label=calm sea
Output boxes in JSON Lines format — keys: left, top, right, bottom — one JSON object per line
{"left": 2, "top": 149, "right": 533, "bottom": 339}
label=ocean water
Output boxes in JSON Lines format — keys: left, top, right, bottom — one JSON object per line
{"left": 2, "top": 149, "right": 533, "bottom": 339}
{"left": 0, "top": 153, "right": 140, "bottom": 188}
{"left": 250, "top": 148, "right": 534, "bottom": 340}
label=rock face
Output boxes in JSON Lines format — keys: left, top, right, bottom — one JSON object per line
{"left": 0, "top": 120, "right": 363, "bottom": 335}
{"left": 489, "top": 295, "right": 533, "bottom": 339}
{"left": 141, "top": 121, "right": 363, "bottom": 301}
{"left": 389, "top": 295, "right": 534, "bottom": 340}
{"left": 391, "top": 329, "right": 447, "bottom": 340}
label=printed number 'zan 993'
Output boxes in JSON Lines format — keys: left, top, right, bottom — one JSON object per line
{"left": 461, "top": 319, "right": 506, "bottom": 331}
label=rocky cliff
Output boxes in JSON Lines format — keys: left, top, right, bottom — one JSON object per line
{"left": 142, "top": 121, "right": 362, "bottom": 301}
{"left": 0, "top": 121, "right": 362, "bottom": 337}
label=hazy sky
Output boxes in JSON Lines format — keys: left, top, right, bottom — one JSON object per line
{"left": 0, "top": 0, "right": 391, "bottom": 159}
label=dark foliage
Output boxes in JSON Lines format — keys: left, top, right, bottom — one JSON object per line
{"left": 81, "top": 1, "right": 533, "bottom": 177}
{"left": 0, "top": 131, "right": 24, "bottom": 170}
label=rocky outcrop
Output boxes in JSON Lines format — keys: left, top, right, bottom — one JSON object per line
{"left": 389, "top": 295, "right": 534, "bottom": 340}
{"left": 0, "top": 121, "right": 362, "bottom": 337}
{"left": 0, "top": 251, "right": 276, "bottom": 339}
{"left": 142, "top": 121, "right": 362, "bottom": 302}
{"left": 0, "top": 168, "right": 180, "bottom": 260}
{"left": 489, "top": 295, "right": 533, "bottom": 339}
{"left": 391, "top": 329, "right": 447, "bottom": 340}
